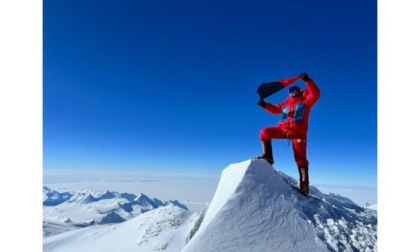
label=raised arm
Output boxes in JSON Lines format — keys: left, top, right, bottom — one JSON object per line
{"left": 301, "top": 73, "right": 320, "bottom": 106}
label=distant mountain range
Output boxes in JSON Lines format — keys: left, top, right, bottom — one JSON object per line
{"left": 43, "top": 186, "right": 187, "bottom": 237}
{"left": 44, "top": 159, "right": 377, "bottom": 252}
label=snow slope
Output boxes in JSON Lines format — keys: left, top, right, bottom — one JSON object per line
{"left": 43, "top": 204, "right": 200, "bottom": 252}
{"left": 182, "top": 159, "right": 377, "bottom": 252}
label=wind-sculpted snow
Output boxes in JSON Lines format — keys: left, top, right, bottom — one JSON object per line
{"left": 183, "top": 159, "right": 377, "bottom": 252}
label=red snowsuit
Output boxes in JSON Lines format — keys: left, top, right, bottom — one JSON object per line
{"left": 260, "top": 76, "right": 320, "bottom": 167}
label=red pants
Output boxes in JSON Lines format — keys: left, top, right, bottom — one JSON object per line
{"left": 260, "top": 125, "right": 309, "bottom": 167}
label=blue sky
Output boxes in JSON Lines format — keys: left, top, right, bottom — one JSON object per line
{"left": 43, "top": 0, "right": 377, "bottom": 188}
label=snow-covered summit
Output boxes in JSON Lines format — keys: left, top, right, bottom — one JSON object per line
{"left": 182, "top": 159, "right": 377, "bottom": 252}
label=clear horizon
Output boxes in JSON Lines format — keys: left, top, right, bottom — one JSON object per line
{"left": 43, "top": 164, "right": 377, "bottom": 207}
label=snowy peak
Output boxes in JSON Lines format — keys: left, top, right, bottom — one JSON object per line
{"left": 100, "top": 211, "right": 126, "bottom": 224}
{"left": 183, "top": 159, "right": 377, "bottom": 252}
{"left": 43, "top": 186, "right": 73, "bottom": 206}
{"left": 85, "top": 190, "right": 117, "bottom": 203}
{"left": 166, "top": 200, "right": 189, "bottom": 210}
{"left": 134, "top": 193, "right": 160, "bottom": 208}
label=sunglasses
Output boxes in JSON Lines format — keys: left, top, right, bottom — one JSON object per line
{"left": 289, "top": 90, "right": 301, "bottom": 97}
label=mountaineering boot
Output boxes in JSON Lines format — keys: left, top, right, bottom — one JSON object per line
{"left": 298, "top": 166, "right": 309, "bottom": 196}
{"left": 256, "top": 140, "right": 274, "bottom": 165}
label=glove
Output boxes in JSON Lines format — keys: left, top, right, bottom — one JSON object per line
{"left": 300, "top": 72, "right": 311, "bottom": 81}
{"left": 257, "top": 98, "right": 267, "bottom": 108}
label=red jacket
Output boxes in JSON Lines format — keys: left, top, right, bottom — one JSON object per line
{"left": 263, "top": 76, "right": 320, "bottom": 138}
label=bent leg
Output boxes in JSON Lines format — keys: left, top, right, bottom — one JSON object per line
{"left": 260, "top": 125, "right": 287, "bottom": 141}
{"left": 257, "top": 126, "right": 288, "bottom": 165}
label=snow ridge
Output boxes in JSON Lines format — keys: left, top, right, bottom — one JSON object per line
{"left": 182, "top": 159, "right": 377, "bottom": 252}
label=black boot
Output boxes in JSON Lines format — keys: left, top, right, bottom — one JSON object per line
{"left": 256, "top": 140, "right": 274, "bottom": 165}
{"left": 298, "top": 166, "right": 309, "bottom": 196}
